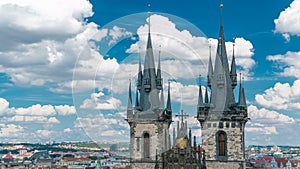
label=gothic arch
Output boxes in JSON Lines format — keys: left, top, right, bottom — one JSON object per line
{"left": 216, "top": 130, "right": 227, "bottom": 160}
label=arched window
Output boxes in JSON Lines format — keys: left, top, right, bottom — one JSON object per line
{"left": 216, "top": 131, "right": 227, "bottom": 158}
{"left": 218, "top": 133, "right": 225, "bottom": 156}
{"left": 143, "top": 132, "right": 150, "bottom": 158}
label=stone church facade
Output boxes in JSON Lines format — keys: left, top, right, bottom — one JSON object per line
{"left": 126, "top": 4, "right": 248, "bottom": 169}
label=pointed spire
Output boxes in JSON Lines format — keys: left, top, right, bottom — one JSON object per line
{"left": 230, "top": 42, "right": 237, "bottom": 88}
{"left": 238, "top": 74, "right": 246, "bottom": 107}
{"left": 156, "top": 46, "right": 162, "bottom": 90}
{"left": 137, "top": 47, "right": 142, "bottom": 90}
{"left": 160, "top": 79, "right": 165, "bottom": 109}
{"left": 207, "top": 45, "right": 213, "bottom": 88}
{"left": 127, "top": 79, "right": 132, "bottom": 110}
{"left": 204, "top": 86, "right": 209, "bottom": 103}
{"left": 146, "top": 3, "right": 152, "bottom": 50}
{"left": 166, "top": 81, "right": 172, "bottom": 111}
{"left": 135, "top": 88, "right": 140, "bottom": 109}
{"left": 216, "top": 2, "right": 230, "bottom": 73}
{"left": 198, "top": 75, "right": 204, "bottom": 106}
{"left": 209, "top": 2, "right": 236, "bottom": 111}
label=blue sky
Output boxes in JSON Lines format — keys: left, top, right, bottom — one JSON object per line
{"left": 0, "top": 0, "right": 300, "bottom": 145}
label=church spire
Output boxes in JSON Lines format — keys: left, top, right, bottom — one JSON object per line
{"left": 166, "top": 81, "right": 172, "bottom": 111}
{"left": 197, "top": 75, "right": 204, "bottom": 106}
{"left": 210, "top": 3, "right": 235, "bottom": 111}
{"left": 137, "top": 48, "right": 142, "bottom": 90}
{"left": 127, "top": 79, "right": 133, "bottom": 110}
{"left": 238, "top": 74, "right": 246, "bottom": 107}
{"left": 135, "top": 88, "right": 140, "bottom": 109}
{"left": 138, "top": 6, "right": 160, "bottom": 111}
{"left": 156, "top": 47, "right": 162, "bottom": 90}
{"left": 207, "top": 45, "right": 213, "bottom": 88}
{"left": 204, "top": 85, "right": 209, "bottom": 103}
{"left": 160, "top": 79, "right": 165, "bottom": 109}
{"left": 230, "top": 43, "right": 237, "bottom": 89}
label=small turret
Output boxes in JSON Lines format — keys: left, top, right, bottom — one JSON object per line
{"left": 137, "top": 51, "right": 143, "bottom": 90}
{"left": 156, "top": 49, "right": 162, "bottom": 90}
{"left": 160, "top": 79, "right": 165, "bottom": 109}
{"left": 204, "top": 87, "right": 209, "bottom": 104}
{"left": 207, "top": 46, "right": 213, "bottom": 88}
{"left": 230, "top": 43, "right": 237, "bottom": 89}
{"left": 135, "top": 88, "right": 141, "bottom": 110}
{"left": 166, "top": 81, "right": 172, "bottom": 119}
{"left": 238, "top": 75, "right": 246, "bottom": 107}
{"left": 127, "top": 79, "right": 133, "bottom": 110}
{"left": 197, "top": 75, "right": 204, "bottom": 107}
{"left": 127, "top": 79, "right": 133, "bottom": 120}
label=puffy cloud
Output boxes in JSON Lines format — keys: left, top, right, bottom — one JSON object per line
{"left": 274, "top": 0, "right": 300, "bottom": 40}
{"left": 245, "top": 125, "right": 278, "bottom": 135}
{"left": 0, "top": 0, "right": 93, "bottom": 49}
{"left": 74, "top": 113, "right": 129, "bottom": 142}
{"left": 0, "top": 98, "right": 9, "bottom": 115}
{"left": 168, "top": 81, "right": 199, "bottom": 106}
{"left": 248, "top": 105, "right": 295, "bottom": 124}
{"left": 267, "top": 51, "right": 300, "bottom": 78}
{"left": 36, "top": 130, "right": 53, "bottom": 138}
{"left": 108, "top": 26, "right": 133, "bottom": 45}
{"left": 0, "top": 98, "right": 74, "bottom": 124}
{"left": 14, "top": 104, "right": 56, "bottom": 116}
{"left": 255, "top": 80, "right": 300, "bottom": 111}
{"left": 48, "top": 117, "right": 60, "bottom": 124}
{"left": 0, "top": 0, "right": 118, "bottom": 93}
{"left": 245, "top": 105, "right": 299, "bottom": 145}
{"left": 64, "top": 128, "right": 72, "bottom": 133}
{"left": 8, "top": 115, "right": 48, "bottom": 123}
{"left": 80, "top": 92, "right": 122, "bottom": 110}
{"left": 54, "top": 105, "right": 76, "bottom": 116}
{"left": 0, "top": 124, "right": 24, "bottom": 138}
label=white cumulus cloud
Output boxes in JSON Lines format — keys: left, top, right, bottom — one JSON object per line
{"left": 274, "top": 0, "right": 300, "bottom": 40}
{"left": 267, "top": 51, "right": 300, "bottom": 78}
{"left": 54, "top": 105, "right": 76, "bottom": 116}
{"left": 255, "top": 80, "right": 300, "bottom": 111}
{"left": 80, "top": 92, "right": 122, "bottom": 110}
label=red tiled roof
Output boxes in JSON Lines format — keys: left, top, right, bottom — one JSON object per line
{"left": 290, "top": 160, "right": 298, "bottom": 167}
{"left": 261, "top": 155, "right": 273, "bottom": 162}
{"left": 63, "top": 157, "right": 90, "bottom": 162}
{"left": 275, "top": 158, "right": 287, "bottom": 167}
{"left": 3, "top": 154, "right": 13, "bottom": 159}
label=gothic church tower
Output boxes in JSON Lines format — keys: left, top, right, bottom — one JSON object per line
{"left": 126, "top": 12, "right": 172, "bottom": 169}
{"left": 197, "top": 4, "right": 248, "bottom": 169}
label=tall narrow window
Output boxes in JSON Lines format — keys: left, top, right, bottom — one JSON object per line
{"left": 218, "top": 133, "right": 225, "bottom": 156}
{"left": 144, "top": 133, "right": 150, "bottom": 158}
{"left": 136, "top": 138, "right": 140, "bottom": 151}
{"left": 216, "top": 131, "right": 227, "bottom": 156}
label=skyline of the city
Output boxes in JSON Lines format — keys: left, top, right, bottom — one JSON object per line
{"left": 0, "top": 0, "right": 300, "bottom": 146}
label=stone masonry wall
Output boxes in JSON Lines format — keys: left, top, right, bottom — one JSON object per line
{"left": 201, "top": 121, "right": 245, "bottom": 169}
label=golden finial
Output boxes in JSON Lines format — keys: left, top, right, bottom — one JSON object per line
{"left": 219, "top": 1, "right": 224, "bottom": 26}
{"left": 148, "top": 3, "right": 151, "bottom": 15}
{"left": 147, "top": 2, "right": 151, "bottom": 33}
